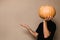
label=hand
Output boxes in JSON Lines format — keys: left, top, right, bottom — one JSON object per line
{"left": 44, "top": 16, "right": 53, "bottom": 21}
{"left": 20, "top": 24, "right": 30, "bottom": 29}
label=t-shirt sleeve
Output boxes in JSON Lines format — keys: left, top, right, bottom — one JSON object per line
{"left": 36, "top": 22, "right": 43, "bottom": 33}
{"left": 36, "top": 26, "right": 40, "bottom": 33}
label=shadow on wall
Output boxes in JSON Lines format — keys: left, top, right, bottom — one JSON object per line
{"left": 53, "top": 19, "right": 60, "bottom": 40}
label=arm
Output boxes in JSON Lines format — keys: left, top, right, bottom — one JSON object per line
{"left": 43, "top": 20, "right": 51, "bottom": 38}
{"left": 20, "top": 24, "right": 38, "bottom": 38}
{"left": 27, "top": 27, "right": 38, "bottom": 38}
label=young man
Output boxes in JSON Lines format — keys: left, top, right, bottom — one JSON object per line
{"left": 20, "top": 5, "right": 56, "bottom": 40}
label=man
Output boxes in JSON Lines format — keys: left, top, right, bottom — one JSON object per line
{"left": 20, "top": 5, "right": 56, "bottom": 40}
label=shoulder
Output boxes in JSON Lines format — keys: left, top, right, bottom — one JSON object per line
{"left": 47, "top": 20, "right": 56, "bottom": 26}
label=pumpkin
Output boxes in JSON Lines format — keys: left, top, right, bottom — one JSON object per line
{"left": 38, "top": 5, "right": 56, "bottom": 19}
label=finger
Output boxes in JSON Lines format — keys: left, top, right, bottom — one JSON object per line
{"left": 24, "top": 24, "right": 28, "bottom": 26}
{"left": 19, "top": 24, "right": 23, "bottom": 26}
{"left": 50, "top": 16, "right": 51, "bottom": 18}
{"left": 19, "top": 24, "right": 25, "bottom": 27}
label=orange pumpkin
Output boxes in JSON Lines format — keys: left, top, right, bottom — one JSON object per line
{"left": 38, "top": 5, "right": 56, "bottom": 19}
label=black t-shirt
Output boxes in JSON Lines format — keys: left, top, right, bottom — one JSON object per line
{"left": 36, "top": 20, "right": 56, "bottom": 40}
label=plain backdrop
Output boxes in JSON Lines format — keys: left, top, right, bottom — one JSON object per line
{"left": 0, "top": 0, "right": 60, "bottom": 40}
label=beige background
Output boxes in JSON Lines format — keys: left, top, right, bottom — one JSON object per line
{"left": 0, "top": 0, "right": 60, "bottom": 40}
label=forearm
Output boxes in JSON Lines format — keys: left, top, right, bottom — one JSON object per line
{"left": 20, "top": 24, "right": 38, "bottom": 38}
{"left": 43, "top": 21, "right": 50, "bottom": 38}
{"left": 26, "top": 27, "right": 38, "bottom": 38}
